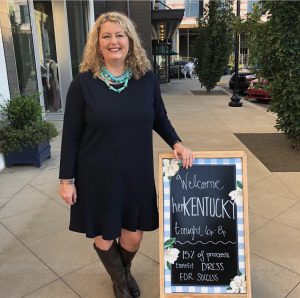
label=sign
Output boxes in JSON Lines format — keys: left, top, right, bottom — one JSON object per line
{"left": 159, "top": 151, "right": 251, "bottom": 297}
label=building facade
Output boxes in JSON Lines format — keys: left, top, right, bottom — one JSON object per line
{"left": 0, "top": 0, "right": 183, "bottom": 115}
{"left": 166, "top": 0, "right": 263, "bottom": 65}
{"left": 0, "top": 0, "right": 95, "bottom": 119}
{"left": 0, "top": 0, "right": 183, "bottom": 168}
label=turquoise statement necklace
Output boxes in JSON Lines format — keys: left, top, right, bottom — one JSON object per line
{"left": 100, "top": 67, "right": 132, "bottom": 93}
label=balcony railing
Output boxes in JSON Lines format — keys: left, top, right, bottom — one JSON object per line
{"left": 152, "top": 0, "right": 171, "bottom": 10}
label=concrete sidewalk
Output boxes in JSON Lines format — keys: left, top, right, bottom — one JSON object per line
{"left": 0, "top": 78, "right": 300, "bottom": 298}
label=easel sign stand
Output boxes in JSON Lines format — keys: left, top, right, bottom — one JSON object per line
{"left": 158, "top": 151, "right": 251, "bottom": 297}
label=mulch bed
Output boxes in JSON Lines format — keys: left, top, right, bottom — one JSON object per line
{"left": 235, "top": 133, "right": 300, "bottom": 172}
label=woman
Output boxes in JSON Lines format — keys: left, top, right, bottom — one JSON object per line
{"left": 59, "top": 11, "right": 193, "bottom": 298}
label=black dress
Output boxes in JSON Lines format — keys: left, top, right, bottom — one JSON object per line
{"left": 59, "top": 71, "right": 181, "bottom": 239}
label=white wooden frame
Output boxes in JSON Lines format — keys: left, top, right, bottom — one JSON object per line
{"left": 158, "top": 151, "right": 251, "bottom": 298}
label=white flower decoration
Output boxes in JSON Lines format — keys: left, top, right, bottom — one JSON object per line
{"left": 227, "top": 275, "right": 246, "bottom": 293}
{"left": 229, "top": 188, "right": 243, "bottom": 206}
{"left": 164, "top": 247, "right": 180, "bottom": 266}
{"left": 163, "top": 159, "right": 179, "bottom": 178}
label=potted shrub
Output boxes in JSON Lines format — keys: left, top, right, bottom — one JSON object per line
{"left": 0, "top": 93, "right": 58, "bottom": 167}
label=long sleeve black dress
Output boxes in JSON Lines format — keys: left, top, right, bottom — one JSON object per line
{"left": 59, "top": 70, "right": 181, "bottom": 240}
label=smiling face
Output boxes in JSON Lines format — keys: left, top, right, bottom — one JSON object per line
{"left": 98, "top": 21, "right": 129, "bottom": 66}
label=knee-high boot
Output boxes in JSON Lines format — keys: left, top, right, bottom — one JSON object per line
{"left": 118, "top": 243, "right": 140, "bottom": 297}
{"left": 93, "top": 241, "right": 133, "bottom": 298}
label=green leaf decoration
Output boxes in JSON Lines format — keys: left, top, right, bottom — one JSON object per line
{"left": 237, "top": 181, "right": 243, "bottom": 189}
{"left": 167, "top": 261, "right": 171, "bottom": 270}
{"left": 164, "top": 238, "right": 176, "bottom": 249}
{"left": 238, "top": 270, "right": 242, "bottom": 276}
{"left": 164, "top": 244, "right": 173, "bottom": 249}
{"left": 177, "top": 160, "right": 183, "bottom": 166}
{"left": 226, "top": 287, "right": 232, "bottom": 290}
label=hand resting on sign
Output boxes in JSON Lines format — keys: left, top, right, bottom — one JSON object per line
{"left": 173, "top": 142, "right": 193, "bottom": 169}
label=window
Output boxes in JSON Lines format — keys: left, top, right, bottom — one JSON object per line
{"left": 20, "top": 4, "right": 30, "bottom": 23}
{"left": 184, "top": 0, "right": 200, "bottom": 17}
{"left": 247, "top": 0, "right": 259, "bottom": 13}
{"left": 66, "top": 0, "right": 89, "bottom": 78}
{"left": 34, "top": 0, "right": 61, "bottom": 113}
{"left": 9, "top": 0, "right": 38, "bottom": 96}
{"left": 158, "top": 0, "right": 166, "bottom": 10}
{"left": 153, "top": 0, "right": 167, "bottom": 10}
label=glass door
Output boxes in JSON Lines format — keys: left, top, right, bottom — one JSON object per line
{"left": 33, "top": 0, "right": 62, "bottom": 113}
{"left": 153, "top": 42, "right": 170, "bottom": 83}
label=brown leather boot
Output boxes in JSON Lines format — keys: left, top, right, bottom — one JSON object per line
{"left": 93, "top": 241, "right": 133, "bottom": 298}
{"left": 118, "top": 243, "right": 140, "bottom": 297}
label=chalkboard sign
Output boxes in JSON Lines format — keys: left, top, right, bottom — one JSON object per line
{"left": 159, "top": 151, "right": 251, "bottom": 297}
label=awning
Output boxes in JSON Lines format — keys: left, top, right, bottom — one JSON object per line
{"left": 151, "top": 9, "right": 185, "bottom": 40}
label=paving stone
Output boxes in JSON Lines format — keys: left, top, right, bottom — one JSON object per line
{"left": 1, "top": 199, "right": 69, "bottom": 244}
{"left": 139, "top": 230, "right": 159, "bottom": 263}
{"left": 0, "top": 243, "right": 57, "bottom": 297}
{"left": 251, "top": 221, "right": 300, "bottom": 274}
{"left": 27, "top": 230, "right": 97, "bottom": 277}
{"left": 23, "top": 279, "right": 79, "bottom": 298}
{"left": 251, "top": 254, "right": 300, "bottom": 298}
{"left": 274, "top": 172, "right": 300, "bottom": 199}
{"left": 249, "top": 212, "right": 269, "bottom": 234}
{"left": 274, "top": 201, "right": 300, "bottom": 230}
{"left": 287, "top": 282, "right": 300, "bottom": 298}
{"left": 0, "top": 185, "right": 50, "bottom": 220}
{"left": 248, "top": 187, "right": 297, "bottom": 219}
{"left": 63, "top": 252, "right": 159, "bottom": 298}
{"left": 253, "top": 175, "right": 298, "bottom": 200}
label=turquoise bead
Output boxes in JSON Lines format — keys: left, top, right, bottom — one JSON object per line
{"left": 100, "top": 67, "right": 132, "bottom": 93}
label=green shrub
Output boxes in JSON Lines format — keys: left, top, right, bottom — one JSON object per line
{"left": 194, "top": 0, "right": 234, "bottom": 92}
{"left": 244, "top": 1, "right": 300, "bottom": 149}
{"left": 0, "top": 93, "right": 58, "bottom": 154}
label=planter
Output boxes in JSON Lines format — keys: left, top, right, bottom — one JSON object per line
{"left": 4, "top": 142, "right": 51, "bottom": 168}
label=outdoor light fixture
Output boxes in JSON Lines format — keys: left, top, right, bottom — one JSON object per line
{"left": 159, "top": 23, "right": 165, "bottom": 41}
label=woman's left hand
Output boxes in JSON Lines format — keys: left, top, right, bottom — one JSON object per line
{"left": 173, "top": 143, "right": 193, "bottom": 169}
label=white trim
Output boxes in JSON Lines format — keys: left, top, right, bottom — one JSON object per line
{"left": 52, "top": 0, "right": 73, "bottom": 112}
{"left": 0, "top": 153, "right": 4, "bottom": 171}
{"left": 28, "top": 0, "right": 45, "bottom": 111}
{"left": 0, "top": 27, "right": 10, "bottom": 103}
{"left": 0, "top": 27, "right": 9, "bottom": 170}
{"left": 88, "top": 0, "right": 95, "bottom": 28}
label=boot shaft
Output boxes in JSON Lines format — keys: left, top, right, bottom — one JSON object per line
{"left": 93, "top": 241, "right": 126, "bottom": 283}
{"left": 118, "top": 242, "right": 138, "bottom": 269}
{"left": 93, "top": 241, "right": 133, "bottom": 298}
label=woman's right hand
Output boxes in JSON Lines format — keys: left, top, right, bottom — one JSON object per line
{"left": 60, "top": 184, "right": 77, "bottom": 205}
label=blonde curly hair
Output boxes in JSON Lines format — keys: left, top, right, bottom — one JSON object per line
{"left": 80, "top": 11, "right": 151, "bottom": 80}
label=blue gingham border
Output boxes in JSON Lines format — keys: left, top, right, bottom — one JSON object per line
{"left": 163, "top": 157, "right": 246, "bottom": 294}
